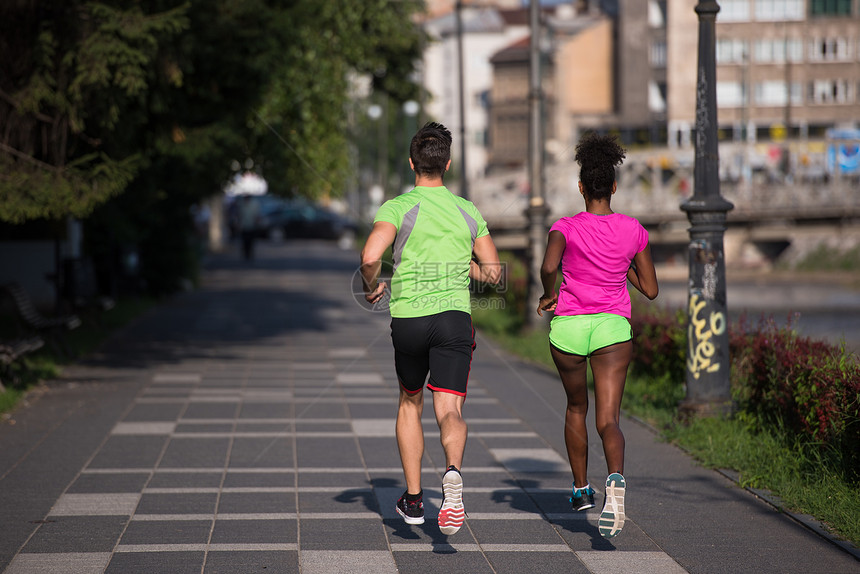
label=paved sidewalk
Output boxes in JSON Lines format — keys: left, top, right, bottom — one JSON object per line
{"left": 0, "top": 241, "right": 857, "bottom": 574}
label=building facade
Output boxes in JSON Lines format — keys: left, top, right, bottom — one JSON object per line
{"left": 668, "top": 0, "right": 860, "bottom": 147}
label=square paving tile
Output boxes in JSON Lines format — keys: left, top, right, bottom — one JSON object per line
{"left": 135, "top": 493, "right": 217, "bottom": 515}
{"left": 159, "top": 438, "right": 230, "bottom": 468}
{"left": 299, "top": 489, "right": 379, "bottom": 514}
{"left": 106, "top": 551, "right": 204, "bottom": 574}
{"left": 489, "top": 448, "right": 568, "bottom": 473}
{"left": 87, "top": 436, "right": 168, "bottom": 469}
{"left": 123, "top": 403, "right": 185, "bottom": 422}
{"left": 182, "top": 403, "right": 239, "bottom": 419}
{"left": 120, "top": 520, "right": 212, "bottom": 545}
{"left": 391, "top": 549, "right": 494, "bottom": 574}
{"left": 239, "top": 403, "right": 293, "bottom": 419}
{"left": 22, "top": 516, "right": 129, "bottom": 552}
{"left": 298, "top": 517, "right": 390, "bottom": 551}
{"left": 204, "top": 551, "right": 298, "bottom": 573}
{"left": 217, "top": 492, "right": 296, "bottom": 514}
{"left": 148, "top": 471, "right": 223, "bottom": 489}
{"left": 295, "top": 438, "right": 364, "bottom": 468}
{"left": 485, "top": 551, "right": 589, "bottom": 574}
{"left": 49, "top": 493, "right": 141, "bottom": 516}
{"left": 67, "top": 473, "right": 150, "bottom": 493}
{"left": 223, "top": 471, "right": 295, "bottom": 488}
{"left": 210, "top": 519, "right": 297, "bottom": 544}
{"left": 228, "top": 437, "right": 293, "bottom": 468}
{"left": 5, "top": 553, "right": 111, "bottom": 574}
{"left": 466, "top": 518, "right": 563, "bottom": 544}
{"left": 301, "top": 550, "right": 397, "bottom": 574}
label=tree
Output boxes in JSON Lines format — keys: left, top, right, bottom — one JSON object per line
{"left": 2, "top": 0, "right": 425, "bottom": 296}
{"left": 0, "top": 1, "right": 189, "bottom": 223}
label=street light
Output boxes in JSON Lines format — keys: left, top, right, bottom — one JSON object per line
{"left": 526, "top": 0, "right": 549, "bottom": 329}
{"left": 679, "top": 0, "right": 734, "bottom": 417}
{"left": 456, "top": 0, "right": 469, "bottom": 200}
{"left": 367, "top": 104, "right": 388, "bottom": 217}
{"left": 402, "top": 100, "right": 419, "bottom": 192}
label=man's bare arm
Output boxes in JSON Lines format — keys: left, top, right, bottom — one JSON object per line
{"left": 360, "top": 221, "right": 397, "bottom": 303}
{"left": 470, "top": 234, "right": 502, "bottom": 284}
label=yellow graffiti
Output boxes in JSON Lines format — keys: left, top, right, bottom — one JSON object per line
{"left": 687, "top": 294, "right": 726, "bottom": 379}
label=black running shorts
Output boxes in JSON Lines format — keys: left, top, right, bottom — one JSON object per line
{"left": 390, "top": 310, "right": 476, "bottom": 397}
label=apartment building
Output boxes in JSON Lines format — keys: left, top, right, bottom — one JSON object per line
{"left": 487, "top": 7, "right": 613, "bottom": 171}
{"left": 668, "top": 0, "right": 860, "bottom": 147}
{"left": 421, "top": 4, "right": 529, "bottom": 182}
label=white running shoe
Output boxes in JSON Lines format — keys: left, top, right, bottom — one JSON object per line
{"left": 599, "top": 472, "right": 626, "bottom": 538}
{"left": 438, "top": 466, "right": 465, "bottom": 535}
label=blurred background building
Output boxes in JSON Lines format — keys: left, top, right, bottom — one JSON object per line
{"left": 417, "top": 0, "right": 860, "bottom": 265}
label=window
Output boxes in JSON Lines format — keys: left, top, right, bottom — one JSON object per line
{"left": 717, "top": 82, "right": 746, "bottom": 107}
{"left": 810, "top": 0, "right": 853, "bottom": 16}
{"left": 648, "top": 0, "right": 667, "bottom": 27}
{"left": 650, "top": 40, "right": 667, "bottom": 68}
{"left": 755, "top": 0, "right": 804, "bottom": 20}
{"left": 755, "top": 81, "right": 788, "bottom": 106}
{"left": 716, "top": 39, "right": 748, "bottom": 64}
{"left": 649, "top": 81, "right": 667, "bottom": 113}
{"left": 719, "top": 0, "right": 751, "bottom": 22}
{"left": 810, "top": 37, "right": 851, "bottom": 61}
{"left": 809, "top": 79, "right": 851, "bottom": 103}
{"left": 754, "top": 38, "right": 804, "bottom": 63}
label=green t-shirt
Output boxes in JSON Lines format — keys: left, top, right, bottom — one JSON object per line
{"left": 373, "top": 186, "right": 489, "bottom": 318}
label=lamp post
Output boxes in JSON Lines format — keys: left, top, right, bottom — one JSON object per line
{"left": 526, "top": 0, "right": 549, "bottom": 329}
{"left": 402, "top": 100, "right": 419, "bottom": 192}
{"left": 367, "top": 103, "right": 387, "bottom": 216}
{"left": 456, "top": 0, "right": 469, "bottom": 200}
{"left": 679, "top": 0, "right": 734, "bottom": 417}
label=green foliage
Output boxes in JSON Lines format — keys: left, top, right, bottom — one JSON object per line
{"left": 254, "top": 0, "right": 425, "bottom": 198}
{"left": 0, "top": 1, "right": 190, "bottom": 223}
{"left": 629, "top": 303, "right": 687, "bottom": 383}
{"left": 791, "top": 243, "right": 860, "bottom": 273}
{"left": 3, "top": 1, "right": 425, "bottom": 298}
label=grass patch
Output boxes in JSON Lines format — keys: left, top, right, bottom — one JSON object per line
{"left": 660, "top": 415, "right": 860, "bottom": 545}
{"left": 1, "top": 296, "right": 155, "bottom": 415}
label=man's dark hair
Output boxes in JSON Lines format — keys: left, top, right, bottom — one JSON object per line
{"left": 574, "top": 132, "right": 626, "bottom": 201}
{"left": 410, "top": 122, "right": 452, "bottom": 179}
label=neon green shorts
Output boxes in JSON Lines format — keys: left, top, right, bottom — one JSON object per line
{"left": 549, "top": 313, "right": 632, "bottom": 356}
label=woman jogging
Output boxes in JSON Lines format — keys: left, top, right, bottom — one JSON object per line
{"left": 536, "top": 132, "right": 658, "bottom": 538}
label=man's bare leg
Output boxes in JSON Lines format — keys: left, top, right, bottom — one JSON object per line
{"left": 396, "top": 388, "right": 425, "bottom": 494}
{"left": 432, "top": 391, "right": 467, "bottom": 469}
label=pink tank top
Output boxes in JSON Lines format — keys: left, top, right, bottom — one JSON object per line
{"left": 550, "top": 212, "right": 649, "bottom": 318}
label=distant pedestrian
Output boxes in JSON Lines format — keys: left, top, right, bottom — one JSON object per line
{"left": 536, "top": 132, "right": 658, "bottom": 538}
{"left": 237, "top": 194, "right": 261, "bottom": 261}
{"left": 360, "top": 122, "right": 501, "bottom": 535}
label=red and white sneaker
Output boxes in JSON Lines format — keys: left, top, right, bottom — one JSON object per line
{"left": 438, "top": 466, "right": 465, "bottom": 535}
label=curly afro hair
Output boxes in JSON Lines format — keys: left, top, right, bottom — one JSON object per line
{"left": 574, "top": 132, "right": 626, "bottom": 201}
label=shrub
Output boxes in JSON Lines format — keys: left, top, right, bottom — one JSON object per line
{"left": 629, "top": 305, "right": 860, "bottom": 482}
{"left": 730, "top": 314, "right": 860, "bottom": 479}
{"left": 629, "top": 303, "right": 686, "bottom": 383}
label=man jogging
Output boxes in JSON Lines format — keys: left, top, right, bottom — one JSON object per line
{"left": 360, "top": 122, "right": 500, "bottom": 535}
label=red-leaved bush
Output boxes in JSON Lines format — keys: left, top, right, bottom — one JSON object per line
{"left": 630, "top": 305, "right": 860, "bottom": 477}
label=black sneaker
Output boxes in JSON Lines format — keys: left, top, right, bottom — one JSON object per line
{"left": 438, "top": 466, "right": 465, "bottom": 535}
{"left": 395, "top": 491, "right": 425, "bottom": 525}
{"left": 570, "top": 483, "right": 595, "bottom": 511}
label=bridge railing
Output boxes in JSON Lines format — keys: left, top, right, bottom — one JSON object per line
{"left": 474, "top": 141, "right": 860, "bottom": 230}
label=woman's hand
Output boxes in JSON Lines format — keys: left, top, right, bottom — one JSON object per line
{"left": 537, "top": 293, "right": 558, "bottom": 316}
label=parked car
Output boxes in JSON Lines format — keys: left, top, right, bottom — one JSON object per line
{"left": 262, "top": 200, "right": 357, "bottom": 245}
